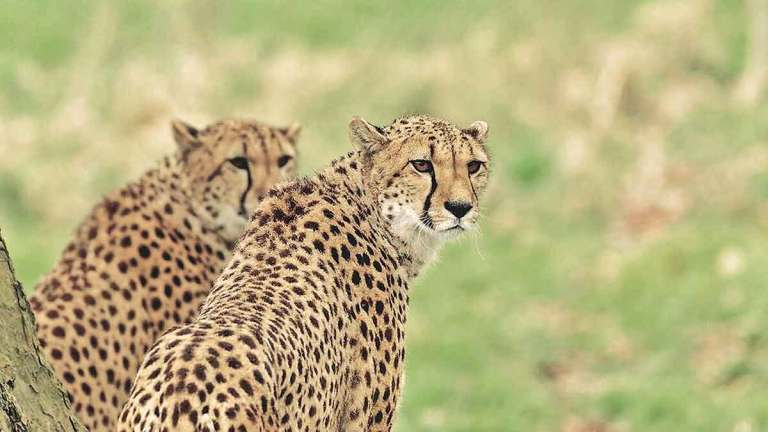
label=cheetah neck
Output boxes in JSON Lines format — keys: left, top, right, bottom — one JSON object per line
{"left": 325, "top": 151, "right": 443, "bottom": 279}
{"left": 391, "top": 225, "right": 443, "bottom": 279}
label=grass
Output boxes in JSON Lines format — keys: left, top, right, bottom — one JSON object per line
{"left": 2, "top": 0, "right": 768, "bottom": 430}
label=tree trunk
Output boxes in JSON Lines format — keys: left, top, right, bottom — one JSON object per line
{"left": 0, "top": 230, "right": 86, "bottom": 432}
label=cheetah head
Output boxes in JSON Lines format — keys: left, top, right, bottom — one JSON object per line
{"left": 349, "top": 114, "right": 490, "bottom": 251}
{"left": 172, "top": 118, "right": 301, "bottom": 243}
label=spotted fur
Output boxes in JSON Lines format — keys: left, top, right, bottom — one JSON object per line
{"left": 117, "top": 114, "right": 490, "bottom": 432}
{"left": 29, "top": 118, "right": 300, "bottom": 431}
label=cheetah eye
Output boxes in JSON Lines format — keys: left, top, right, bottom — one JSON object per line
{"left": 277, "top": 155, "right": 293, "bottom": 168}
{"left": 467, "top": 160, "right": 484, "bottom": 175}
{"left": 410, "top": 160, "right": 433, "bottom": 173}
{"left": 229, "top": 157, "right": 249, "bottom": 170}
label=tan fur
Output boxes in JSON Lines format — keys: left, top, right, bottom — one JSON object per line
{"left": 29, "top": 118, "right": 300, "bottom": 431}
{"left": 117, "top": 114, "right": 490, "bottom": 432}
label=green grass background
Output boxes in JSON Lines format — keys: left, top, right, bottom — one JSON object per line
{"left": 2, "top": 1, "right": 768, "bottom": 430}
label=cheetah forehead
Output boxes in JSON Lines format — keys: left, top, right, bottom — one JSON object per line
{"left": 200, "top": 119, "right": 291, "bottom": 150}
{"left": 385, "top": 115, "right": 455, "bottom": 135}
{"left": 382, "top": 115, "right": 488, "bottom": 159}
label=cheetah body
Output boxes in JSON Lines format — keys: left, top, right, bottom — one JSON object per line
{"left": 118, "top": 115, "right": 490, "bottom": 432}
{"left": 30, "top": 118, "right": 300, "bottom": 431}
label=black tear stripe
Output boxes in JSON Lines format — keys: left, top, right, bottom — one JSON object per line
{"left": 451, "top": 143, "right": 456, "bottom": 171}
{"left": 467, "top": 144, "right": 479, "bottom": 202}
{"left": 206, "top": 164, "right": 224, "bottom": 181}
{"left": 469, "top": 176, "right": 478, "bottom": 202}
{"left": 421, "top": 144, "right": 437, "bottom": 229}
{"left": 238, "top": 142, "right": 254, "bottom": 217}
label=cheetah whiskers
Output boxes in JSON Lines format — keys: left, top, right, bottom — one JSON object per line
{"left": 468, "top": 205, "right": 488, "bottom": 262}
{"left": 467, "top": 224, "right": 486, "bottom": 262}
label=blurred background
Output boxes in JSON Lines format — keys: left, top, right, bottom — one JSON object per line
{"left": 2, "top": 0, "right": 768, "bottom": 430}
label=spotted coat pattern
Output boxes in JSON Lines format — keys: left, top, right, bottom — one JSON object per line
{"left": 29, "top": 118, "right": 300, "bottom": 431}
{"left": 117, "top": 115, "right": 490, "bottom": 432}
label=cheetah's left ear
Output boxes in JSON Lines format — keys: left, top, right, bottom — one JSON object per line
{"left": 279, "top": 122, "right": 302, "bottom": 145}
{"left": 171, "top": 119, "right": 202, "bottom": 157}
{"left": 463, "top": 121, "right": 489, "bottom": 143}
{"left": 348, "top": 116, "right": 388, "bottom": 154}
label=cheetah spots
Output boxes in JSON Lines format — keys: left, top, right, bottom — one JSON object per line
{"left": 226, "top": 357, "right": 242, "bottom": 369}
{"left": 253, "top": 369, "right": 265, "bottom": 385}
{"left": 150, "top": 298, "right": 162, "bottom": 311}
{"left": 239, "top": 380, "right": 254, "bottom": 396}
{"left": 330, "top": 247, "right": 339, "bottom": 263}
{"left": 218, "top": 341, "right": 234, "bottom": 351}
{"left": 340, "top": 244, "right": 351, "bottom": 261}
{"left": 69, "top": 346, "right": 81, "bottom": 362}
{"left": 193, "top": 364, "right": 207, "bottom": 381}
{"left": 114, "top": 117, "right": 486, "bottom": 431}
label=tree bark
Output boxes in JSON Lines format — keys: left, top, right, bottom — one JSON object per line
{"left": 0, "top": 230, "right": 86, "bottom": 432}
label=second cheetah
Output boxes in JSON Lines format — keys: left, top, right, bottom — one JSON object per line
{"left": 30, "top": 118, "right": 301, "bottom": 431}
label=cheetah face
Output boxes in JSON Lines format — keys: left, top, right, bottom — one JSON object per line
{"left": 349, "top": 115, "right": 490, "bottom": 245}
{"left": 173, "top": 118, "right": 301, "bottom": 243}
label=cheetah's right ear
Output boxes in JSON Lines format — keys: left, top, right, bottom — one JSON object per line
{"left": 463, "top": 120, "right": 489, "bottom": 143}
{"left": 279, "top": 122, "right": 302, "bottom": 145}
{"left": 171, "top": 119, "right": 202, "bottom": 157}
{"left": 348, "top": 116, "right": 388, "bottom": 154}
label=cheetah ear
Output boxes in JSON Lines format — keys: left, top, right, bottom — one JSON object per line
{"left": 280, "top": 122, "right": 302, "bottom": 145}
{"left": 171, "top": 119, "right": 202, "bottom": 156}
{"left": 348, "top": 116, "right": 388, "bottom": 154}
{"left": 463, "top": 121, "right": 489, "bottom": 143}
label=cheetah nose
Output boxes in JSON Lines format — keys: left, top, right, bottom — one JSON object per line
{"left": 444, "top": 201, "right": 472, "bottom": 219}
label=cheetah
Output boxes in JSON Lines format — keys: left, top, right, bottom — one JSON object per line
{"left": 28, "top": 118, "right": 301, "bottom": 431}
{"left": 118, "top": 114, "right": 490, "bottom": 432}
